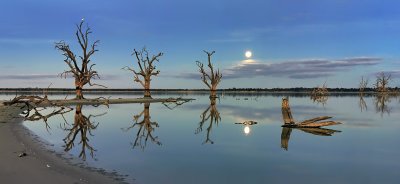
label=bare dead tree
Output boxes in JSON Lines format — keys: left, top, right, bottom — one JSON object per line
{"left": 196, "top": 51, "right": 222, "bottom": 99}
{"left": 62, "top": 105, "right": 105, "bottom": 160}
{"left": 122, "top": 103, "right": 161, "bottom": 150}
{"left": 195, "top": 98, "right": 221, "bottom": 144}
{"left": 311, "top": 82, "right": 329, "bottom": 96}
{"left": 55, "top": 20, "right": 105, "bottom": 99}
{"left": 122, "top": 47, "right": 163, "bottom": 98}
{"left": 310, "top": 82, "right": 329, "bottom": 105}
{"left": 359, "top": 76, "right": 369, "bottom": 94}
{"left": 374, "top": 72, "right": 391, "bottom": 93}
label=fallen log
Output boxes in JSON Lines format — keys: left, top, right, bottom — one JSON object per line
{"left": 3, "top": 97, "right": 195, "bottom": 107}
{"left": 281, "top": 97, "right": 341, "bottom": 128}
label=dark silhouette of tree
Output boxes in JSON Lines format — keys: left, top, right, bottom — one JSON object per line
{"left": 55, "top": 20, "right": 105, "bottom": 99}
{"left": 196, "top": 51, "right": 222, "bottom": 99}
{"left": 123, "top": 47, "right": 163, "bottom": 98}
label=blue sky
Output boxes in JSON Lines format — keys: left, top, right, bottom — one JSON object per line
{"left": 1, "top": 0, "right": 400, "bottom": 88}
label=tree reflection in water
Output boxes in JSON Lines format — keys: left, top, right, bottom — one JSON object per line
{"left": 123, "top": 102, "right": 161, "bottom": 150}
{"left": 374, "top": 94, "right": 391, "bottom": 116}
{"left": 23, "top": 106, "right": 73, "bottom": 132}
{"left": 359, "top": 95, "right": 368, "bottom": 112}
{"left": 23, "top": 104, "right": 103, "bottom": 160}
{"left": 195, "top": 98, "right": 220, "bottom": 144}
{"left": 310, "top": 95, "right": 328, "bottom": 106}
{"left": 62, "top": 105, "right": 106, "bottom": 160}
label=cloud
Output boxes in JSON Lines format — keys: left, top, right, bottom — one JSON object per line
{"left": 0, "top": 74, "right": 58, "bottom": 80}
{"left": 0, "top": 74, "right": 120, "bottom": 80}
{"left": 95, "top": 74, "right": 120, "bottom": 80}
{"left": 174, "top": 57, "right": 382, "bottom": 80}
{"left": 0, "top": 38, "right": 57, "bottom": 45}
{"left": 225, "top": 57, "right": 382, "bottom": 79}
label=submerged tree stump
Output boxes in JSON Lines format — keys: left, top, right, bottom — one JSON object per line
{"left": 281, "top": 98, "right": 341, "bottom": 128}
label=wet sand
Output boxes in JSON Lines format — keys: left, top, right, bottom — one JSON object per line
{"left": 0, "top": 102, "right": 123, "bottom": 184}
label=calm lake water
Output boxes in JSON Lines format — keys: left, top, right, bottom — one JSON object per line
{"left": 7, "top": 94, "right": 400, "bottom": 184}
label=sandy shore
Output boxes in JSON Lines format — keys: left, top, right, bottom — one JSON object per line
{"left": 0, "top": 103, "right": 124, "bottom": 184}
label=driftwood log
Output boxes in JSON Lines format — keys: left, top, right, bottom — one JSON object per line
{"left": 280, "top": 97, "right": 341, "bottom": 150}
{"left": 4, "top": 96, "right": 194, "bottom": 107}
{"left": 281, "top": 98, "right": 341, "bottom": 128}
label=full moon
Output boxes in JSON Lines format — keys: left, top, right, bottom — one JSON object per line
{"left": 245, "top": 51, "right": 252, "bottom": 58}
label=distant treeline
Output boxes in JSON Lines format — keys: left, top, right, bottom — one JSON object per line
{"left": 1, "top": 87, "right": 397, "bottom": 93}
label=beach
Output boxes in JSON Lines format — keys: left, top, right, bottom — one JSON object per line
{"left": 0, "top": 102, "right": 122, "bottom": 184}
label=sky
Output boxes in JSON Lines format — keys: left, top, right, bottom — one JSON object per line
{"left": 1, "top": 0, "right": 400, "bottom": 89}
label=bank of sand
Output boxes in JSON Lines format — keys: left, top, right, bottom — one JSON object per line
{"left": 0, "top": 103, "right": 123, "bottom": 184}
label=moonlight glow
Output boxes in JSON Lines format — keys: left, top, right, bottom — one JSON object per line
{"left": 245, "top": 51, "right": 252, "bottom": 58}
{"left": 244, "top": 126, "right": 250, "bottom": 135}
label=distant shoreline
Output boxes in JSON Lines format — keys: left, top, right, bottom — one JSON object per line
{"left": 1, "top": 87, "right": 397, "bottom": 93}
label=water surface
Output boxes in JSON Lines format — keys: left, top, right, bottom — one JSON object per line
{"left": 17, "top": 94, "right": 400, "bottom": 184}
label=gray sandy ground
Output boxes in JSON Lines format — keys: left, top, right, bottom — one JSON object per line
{"left": 0, "top": 102, "right": 123, "bottom": 184}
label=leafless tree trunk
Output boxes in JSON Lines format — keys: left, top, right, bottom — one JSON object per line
{"left": 196, "top": 51, "right": 222, "bottom": 99}
{"left": 282, "top": 97, "right": 295, "bottom": 125}
{"left": 55, "top": 20, "right": 105, "bottom": 99}
{"left": 123, "top": 47, "right": 163, "bottom": 98}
